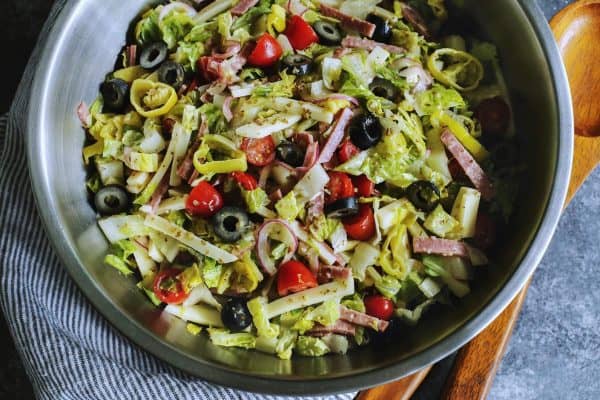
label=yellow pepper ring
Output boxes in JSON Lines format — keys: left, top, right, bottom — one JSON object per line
{"left": 193, "top": 134, "right": 248, "bottom": 175}
{"left": 427, "top": 48, "right": 484, "bottom": 92}
{"left": 130, "top": 79, "right": 178, "bottom": 118}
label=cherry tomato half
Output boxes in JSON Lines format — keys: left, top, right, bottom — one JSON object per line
{"left": 185, "top": 181, "right": 224, "bottom": 217}
{"left": 277, "top": 260, "right": 318, "bottom": 296}
{"left": 474, "top": 97, "right": 511, "bottom": 136}
{"left": 326, "top": 171, "right": 354, "bottom": 204}
{"left": 338, "top": 139, "right": 360, "bottom": 163}
{"left": 241, "top": 136, "right": 276, "bottom": 166}
{"left": 231, "top": 171, "right": 258, "bottom": 191}
{"left": 153, "top": 268, "right": 189, "bottom": 305}
{"left": 343, "top": 203, "right": 376, "bottom": 241}
{"left": 247, "top": 33, "right": 283, "bottom": 68}
{"left": 285, "top": 15, "right": 319, "bottom": 50}
{"left": 353, "top": 175, "right": 375, "bottom": 197}
{"left": 364, "top": 295, "right": 394, "bottom": 321}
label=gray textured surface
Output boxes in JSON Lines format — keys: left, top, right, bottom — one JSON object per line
{"left": 1, "top": 0, "right": 598, "bottom": 399}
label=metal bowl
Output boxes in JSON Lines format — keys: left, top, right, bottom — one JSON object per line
{"left": 26, "top": 0, "right": 573, "bottom": 395}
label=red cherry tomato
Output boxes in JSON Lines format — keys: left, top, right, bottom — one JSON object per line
{"left": 338, "top": 139, "right": 360, "bottom": 163}
{"left": 326, "top": 171, "right": 355, "bottom": 204}
{"left": 353, "top": 175, "right": 375, "bottom": 197}
{"left": 343, "top": 203, "right": 376, "bottom": 241}
{"left": 241, "top": 136, "right": 276, "bottom": 166}
{"left": 285, "top": 15, "right": 319, "bottom": 50}
{"left": 153, "top": 269, "right": 189, "bottom": 305}
{"left": 473, "top": 212, "right": 497, "bottom": 250}
{"left": 474, "top": 97, "right": 511, "bottom": 135}
{"left": 231, "top": 171, "right": 258, "bottom": 191}
{"left": 364, "top": 295, "right": 394, "bottom": 321}
{"left": 185, "top": 181, "right": 224, "bottom": 217}
{"left": 247, "top": 33, "right": 283, "bottom": 67}
{"left": 277, "top": 260, "right": 318, "bottom": 296}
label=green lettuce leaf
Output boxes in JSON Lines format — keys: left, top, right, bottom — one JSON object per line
{"left": 296, "top": 336, "right": 329, "bottom": 357}
{"left": 135, "top": 9, "right": 161, "bottom": 46}
{"left": 159, "top": 10, "right": 195, "bottom": 49}
{"left": 275, "top": 190, "right": 301, "bottom": 220}
{"left": 201, "top": 257, "right": 223, "bottom": 288}
{"left": 247, "top": 297, "right": 280, "bottom": 338}
{"left": 208, "top": 328, "right": 256, "bottom": 349}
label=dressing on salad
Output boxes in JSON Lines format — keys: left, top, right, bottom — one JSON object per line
{"left": 80, "top": 0, "right": 520, "bottom": 359}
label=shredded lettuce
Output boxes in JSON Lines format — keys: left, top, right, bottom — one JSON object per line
{"left": 296, "top": 336, "right": 329, "bottom": 357}
{"left": 159, "top": 10, "right": 196, "bottom": 49}
{"left": 208, "top": 328, "right": 256, "bottom": 349}
{"left": 252, "top": 73, "right": 296, "bottom": 98}
{"left": 179, "top": 264, "right": 204, "bottom": 292}
{"left": 135, "top": 9, "right": 161, "bottom": 46}
{"left": 275, "top": 329, "right": 297, "bottom": 360}
{"left": 247, "top": 297, "right": 280, "bottom": 338}
{"left": 341, "top": 293, "right": 366, "bottom": 313}
{"left": 275, "top": 191, "right": 302, "bottom": 221}
{"left": 197, "top": 103, "right": 226, "bottom": 134}
{"left": 242, "top": 188, "right": 271, "bottom": 214}
{"left": 202, "top": 257, "right": 224, "bottom": 288}
{"left": 423, "top": 255, "right": 470, "bottom": 298}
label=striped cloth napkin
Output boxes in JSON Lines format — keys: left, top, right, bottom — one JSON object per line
{"left": 0, "top": 1, "right": 355, "bottom": 399}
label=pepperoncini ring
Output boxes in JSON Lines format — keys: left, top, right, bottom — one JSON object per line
{"left": 130, "top": 79, "right": 178, "bottom": 117}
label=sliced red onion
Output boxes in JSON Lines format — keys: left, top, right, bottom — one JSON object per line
{"left": 231, "top": 0, "right": 259, "bottom": 16}
{"left": 289, "top": 221, "right": 341, "bottom": 266}
{"left": 257, "top": 220, "right": 298, "bottom": 275}
{"left": 318, "top": 107, "right": 354, "bottom": 164}
{"left": 149, "top": 174, "right": 170, "bottom": 213}
{"left": 159, "top": 2, "right": 197, "bottom": 21}
{"left": 222, "top": 96, "right": 233, "bottom": 122}
{"left": 76, "top": 102, "right": 91, "bottom": 128}
{"left": 293, "top": 132, "right": 319, "bottom": 173}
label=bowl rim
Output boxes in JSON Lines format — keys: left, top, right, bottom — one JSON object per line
{"left": 26, "top": 0, "right": 573, "bottom": 395}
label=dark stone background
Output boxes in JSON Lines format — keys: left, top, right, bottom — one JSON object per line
{"left": 2, "top": 1, "right": 597, "bottom": 399}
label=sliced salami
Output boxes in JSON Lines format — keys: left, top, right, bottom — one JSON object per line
{"left": 339, "top": 306, "right": 389, "bottom": 332}
{"left": 231, "top": 0, "right": 259, "bottom": 16}
{"left": 440, "top": 129, "right": 495, "bottom": 201}
{"left": 412, "top": 236, "right": 469, "bottom": 258}
{"left": 308, "top": 320, "right": 357, "bottom": 337}
{"left": 319, "top": 4, "right": 376, "bottom": 38}
{"left": 341, "top": 36, "right": 405, "bottom": 54}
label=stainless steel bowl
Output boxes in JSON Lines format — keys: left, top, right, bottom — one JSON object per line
{"left": 26, "top": 0, "right": 573, "bottom": 395}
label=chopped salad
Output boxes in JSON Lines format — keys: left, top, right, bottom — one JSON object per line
{"left": 80, "top": 0, "right": 519, "bottom": 358}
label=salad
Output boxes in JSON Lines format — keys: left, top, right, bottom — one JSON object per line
{"left": 80, "top": 0, "right": 519, "bottom": 358}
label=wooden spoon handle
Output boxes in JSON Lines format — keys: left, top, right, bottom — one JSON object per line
{"left": 356, "top": 366, "right": 432, "bottom": 400}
